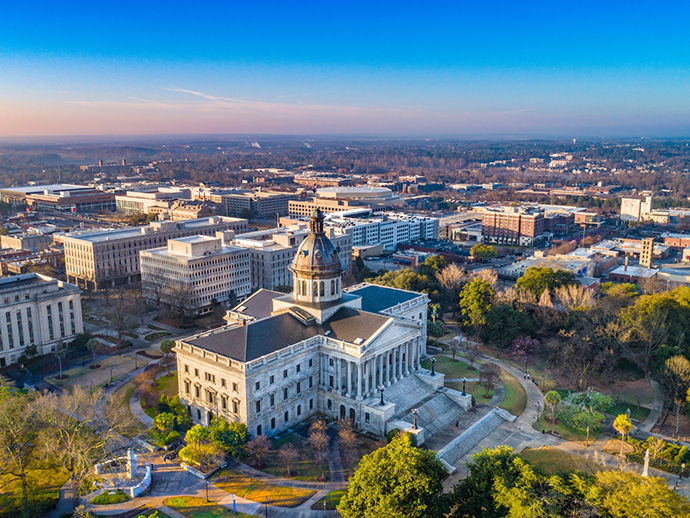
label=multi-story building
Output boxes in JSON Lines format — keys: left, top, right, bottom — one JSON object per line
{"left": 661, "top": 232, "right": 690, "bottom": 249}
{"left": 0, "top": 273, "right": 83, "bottom": 367}
{"left": 325, "top": 211, "right": 439, "bottom": 251}
{"left": 175, "top": 210, "right": 467, "bottom": 441}
{"left": 63, "top": 217, "right": 249, "bottom": 289}
{"left": 289, "top": 187, "right": 404, "bottom": 218}
{"left": 115, "top": 187, "right": 191, "bottom": 215}
{"left": 25, "top": 188, "right": 116, "bottom": 213}
{"left": 480, "top": 206, "right": 546, "bottom": 247}
{"left": 233, "top": 224, "right": 352, "bottom": 290}
{"left": 194, "top": 190, "right": 299, "bottom": 218}
{"left": 140, "top": 233, "right": 251, "bottom": 315}
{"left": 0, "top": 184, "right": 93, "bottom": 206}
{"left": 1, "top": 231, "right": 54, "bottom": 252}
{"left": 620, "top": 195, "right": 653, "bottom": 222}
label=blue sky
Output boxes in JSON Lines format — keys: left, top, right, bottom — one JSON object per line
{"left": 1, "top": 0, "right": 689, "bottom": 137}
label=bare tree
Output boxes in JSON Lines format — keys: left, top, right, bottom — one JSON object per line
{"left": 479, "top": 363, "right": 501, "bottom": 397}
{"left": 245, "top": 434, "right": 271, "bottom": 468}
{"left": 308, "top": 420, "right": 330, "bottom": 480}
{"left": 472, "top": 268, "right": 498, "bottom": 288}
{"left": 436, "top": 264, "right": 466, "bottom": 316}
{"left": 164, "top": 282, "right": 194, "bottom": 324}
{"left": 109, "top": 294, "right": 139, "bottom": 348}
{"left": 33, "top": 385, "right": 135, "bottom": 508}
{"left": 554, "top": 284, "right": 595, "bottom": 312}
{"left": 660, "top": 355, "right": 690, "bottom": 434}
{"left": 337, "top": 419, "right": 358, "bottom": 465}
{"left": 448, "top": 338, "right": 460, "bottom": 361}
{"left": 638, "top": 276, "right": 665, "bottom": 295}
{"left": 278, "top": 443, "right": 299, "bottom": 477}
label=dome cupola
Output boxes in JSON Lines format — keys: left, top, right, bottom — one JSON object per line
{"left": 291, "top": 209, "right": 343, "bottom": 304}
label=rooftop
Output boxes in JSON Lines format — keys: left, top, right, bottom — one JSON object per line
{"left": 185, "top": 306, "right": 391, "bottom": 362}
{"left": 346, "top": 284, "right": 420, "bottom": 314}
{"left": 231, "top": 289, "right": 284, "bottom": 320}
{"left": 609, "top": 265, "right": 657, "bottom": 278}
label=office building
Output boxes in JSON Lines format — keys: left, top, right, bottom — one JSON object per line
{"left": 480, "top": 206, "right": 546, "bottom": 247}
{"left": 620, "top": 195, "right": 653, "bottom": 222}
{"left": 0, "top": 273, "right": 83, "bottom": 367}
{"left": 1, "top": 231, "right": 54, "bottom": 252}
{"left": 63, "top": 217, "right": 249, "bottom": 289}
{"left": 140, "top": 233, "right": 251, "bottom": 315}
{"left": 25, "top": 188, "right": 116, "bottom": 213}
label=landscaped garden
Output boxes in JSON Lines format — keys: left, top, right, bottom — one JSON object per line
{"left": 421, "top": 355, "right": 481, "bottom": 379}
{"left": 311, "top": 490, "right": 346, "bottom": 511}
{"left": 520, "top": 446, "right": 605, "bottom": 475}
{"left": 49, "top": 354, "right": 149, "bottom": 390}
{"left": 211, "top": 469, "right": 316, "bottom": 508}
{"left": 498, "top": 369, "right": 527, "bottom": 416}
{"left": 145, "top": 331, "right": 172, "bottom": 341}
{"left": 447, "top": 381, "right": 495, "bottom": 402}
{"left": 91, "top": 488, "right": 130, "bottom": 505}
{"left": 262, "top": 433, "right": 323, "bottom": 481}
{"left": 141, "top": 372, "right": 179, "bottom": 418}
{"left": 163, "top": 496, "right": 252, "bottom": 518}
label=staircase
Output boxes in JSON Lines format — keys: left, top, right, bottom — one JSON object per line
{"left": 437, "top": 409, "right": 512, "bottom": 466}
{"left": 381, "top": 374, "right": 436, "bottom": 410}
{"left": 396, "top": 393, "right": 464, "bottom": 437}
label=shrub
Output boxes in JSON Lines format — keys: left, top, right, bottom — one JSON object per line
{"left": 386, "top": 428, "right": 401, "bottom": 443}
{"left": 90, "top": 489, "right": 130, "bottom": 505}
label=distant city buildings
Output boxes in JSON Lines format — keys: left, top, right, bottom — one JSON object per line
{"left": 140, "top": 233, "right": 251, "bottom": 315}
{"left": 0, "top": 273, "right": 83, "bottom": 367}
{"left": 63, "top": 217, "right": 249, "bottom": 289}
{"left": 620, "top": 195, "right": 653, "bottom": 222}
{"left": 288, "top": 187, "right": 404, "bottom": 217}
{"left": 479, "top": 205, "right": 546, "bottom": 247}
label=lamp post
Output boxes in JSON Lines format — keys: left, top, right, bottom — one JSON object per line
{"left": 412, "top": 408, "right": 419, "bottom": 430}
{"left": 110, "top": 366, "right": 113, "bottom": 383}
{"left": 535, "top": 402, "right": 540, "bottom": 420}
{"left": 524, "top": 358, "right": 527, "bottom": 377}
{"left": 462, "top": 378, "right": 467, "bottom": 396}
{"left": 430, "top": 357, "right": 437, "bottom": 377}
{"left": 378, "top": 385, "right": 385, "bottom": 406}
{"left": 90, "top": 380, "right": 93, "bottom": 394}
{"left": 232, "top": 494, "right": 236, "bottom": 514}
{"left": 586, "top": 427, "right": 590, "bottom": 447}
{"left": 265, "top": 497, "right": 269, "bottom": 518}
{"left": 541, "top": 375, "right": 545, "bottom": 392}
{"left": 205, "top": 479, "right": 209, "bottom": 502}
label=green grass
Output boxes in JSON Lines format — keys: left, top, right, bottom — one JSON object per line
{"left": 145, "top": 332, "right": 172, "bottom": 341}
{"left": 261, "top": 433, "right": 323, "bottom": 481}
{"left": 0, "top": 468, "right": 70, "bottom": 518}
{"left": 133, "top": 510, "right": 173, "bottom": 518}
{"left": 141, "top": 372, "right": 179, "bottom": 418}
{"left": 532, "top": 415, "right": 600, "bottom": 445}
{"left": 163, "top": 496, "right": 252, "bottom": 518}
{"left": 499, "top": 369, "right": 527, "bottom": 417}
{"left": 520, "top": 446, "right": 604, "bottom": 475}
{"left": 447, "top": 381, "right": 495, "bottom": 402}
{"left": 311, "top": 490, "right": 346, "bottom": 511}
{"left": 109, "top": 378, "right": 147, "bottom": 436}
{"left": 148, "top": 324, "right": 165, "bottom": 330}
{"left": 607, "top": 403, "right": 651, "bottom": 422}
{"left": 211, "top": 469, "right": 315, "bottom": 508}
{"left": 91, "top": 489, "right": 130, "bottom": 505}
{"left": 421, "top": 355, "right": 480, "bottom": 379}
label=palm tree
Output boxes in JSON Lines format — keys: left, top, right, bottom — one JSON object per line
{"left": 544, "top": 391, "right": 561, "bottom": 434}
{"left": 613, "top": 414, "right": 633, "bottom": 455}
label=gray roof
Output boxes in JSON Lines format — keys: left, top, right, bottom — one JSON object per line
{"left": 232, "top": 289, "right": 283, "bottom": 320}
{"left": 186, "top": 306, "right": 391, "bottom": 362}
{"left": 347, "top": 284, "right": 420, "bottom": 314}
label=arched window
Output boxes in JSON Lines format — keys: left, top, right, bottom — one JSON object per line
{"left": 331, "top": 280, "right": 335, "bottom": 295}
{"left": 320, "top": 282, "right": 325, "bottom": 297}
{"left": 302, "top": 280, "right": 307, "bottom": 296}
{"left": 313, "top": 281, "right": 318, "bottom": 296}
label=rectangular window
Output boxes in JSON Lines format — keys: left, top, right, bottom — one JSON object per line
{"left": 270, "top": 394, "right": 275, "bottom": 406}
{"left": 194, "top": 368, "right": 199, "bottom": 377}
{"left": 309, "top": 376, "right": 313, "bottom": 388}
{"left": 283, "top": 369, "right": 288, "bottom": 378}
{"left": 296, "top": 364, "right": 301, "bottom": 373}
{"left": 329, "top": 358, "right": 334, "bottom": 367}
{"left": 297, "top": 404, "right": 302, "bottom": 416}
{"left": 271, "top": 417, "right": 276, "bottom": 429}
{"left": 309, "top": 359, "right": 313, "bottom": 368}
{"left": 16, "top": 310, "right": 24, "bottom": 347}
{"left": 269, "top": 375, "right": 274, "bottom": 384}
{"left": 284, "top": 411, "right": 289, "bottom": 423}
{"left": 58, "top": 302, "right": 65, "bottom": 337}
{"left": 255, "top": 400, "right": 261, "bottom": 413}
{"left": 5, "top": 312, "right": 14, "bottom": 349}
{"left": 233, "top": 382, "right": 238, "bottom": 392}
{"left": 309, "top": 399, "right": 314, "bottom": 410}
{"left": 195, "top": 386, "right": 200, "bottom": 398}
{"left": 327, "top": 399, "right": 332, "bottom": 410}
{"left": 255, "top": 381, "right": 260, "bottom": 390}
{"left": 329, "top": 375, "right": 334, "bottom": 387}
{"left": 233, "top": 400, "right": 239, "bottom": 413}
{"left": 185, "top": 364, "right": 189, "bottom": 373}
{"left": 257, "top": 425, "right": 262, "bottom": 436}
{"left": 221, "top": 378, "right": 226, "bottom": 387}
{"left": 207, "top": 391, "right": 214, "bottom": 404}
{"left": 365, "top": 412, "right": 370, "bottom": 424}
{"left": 283, "top": 387, "right": 288, "bottom": 400}
{"left": 47, "top": 306, "right": 54, "bottom": 341}
{"left": 26, "top": 308, "right": 34, "bottom": 344}
{"left": 184, "top": 381, "right": 190, "bottom": 394}
{"left": 297, "top": 382, "right": 301, "bottom": 394}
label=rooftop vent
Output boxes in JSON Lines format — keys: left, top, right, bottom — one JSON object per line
{"left": 354, "top": 337, "right": 364, "bottom": 345}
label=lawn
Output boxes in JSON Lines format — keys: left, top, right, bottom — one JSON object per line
{"left": 478, "top": 346, "right": 557, "bottom": 393}
{"left": 262, "top": 433, "right": 323, "bottom": 481}
{"left": 499, "top": 369, "right": 527, "bottom": 417}
{"left": 0, "top": 468, "right": 70, "bottom": 518}
{"left": 520, "top": 446, "right": 604, "bottom": 475}
{"left": 49, "top": 354, "right": 149, "bottom": 390}
{"left": 141, "top": 372, "right": 179, "bottom": 418}
{"left": 130, "top": 509, "right": 173, "bottom": 518}
{"left": 311, "top": 490, "right": 346, "bottom": 511}
{"left": 211, "top": 469, "right": 315, "bottom": 508}
{"left": 145, "top": 332, "right": 172, "bottom": 341}
{"left": 447, "top": 381, "right": 495, "bottom": 402}
{"left": 163, "top": 496, "right": 252, "bottom": 518}
{"left": 109, "top": 378, "right": 147, "bottom": 436}
{"left": 607, "top": 403, "right": 651, "bottom": 423}
{"left": 421, "top": 355, "right": 480, "bottom": 379}
{"left": 91, "top": 489, "right": 130, "bottom": 505}
{"left": 532, "top": 415, "right": 600, "bottom": 445}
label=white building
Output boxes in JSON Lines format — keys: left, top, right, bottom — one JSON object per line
{"left": 233, "top": 224, "right": 352, "bottom": 290}
{"left": 620, "top": 195, "right": 653, "bottom": 222}
{"left": 63, "top": 216, "right": 249, "bottom": 289}
{"left": 140, "top": 233, "right": 251, "bottom": 315}
{"left": 0, "top": 273, "right": 83, "bottom": 367}
{"left": 174, "top": 210, "right": 471, "bottom": 442}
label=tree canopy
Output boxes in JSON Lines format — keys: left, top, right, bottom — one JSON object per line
{"left": 459, "top": 278, "right": 495, "bottom": 329}
{"left": 516, "top": 267, "right": 579, "bottom": 298}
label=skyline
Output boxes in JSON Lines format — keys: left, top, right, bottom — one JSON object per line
{"left": 2, "top": 1, "right": 690, "bottom": 138}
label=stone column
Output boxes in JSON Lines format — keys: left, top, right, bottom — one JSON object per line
{"left": 357, "top": 363, "right": 363, "bottom": 400}
{"left": 347, "top": 360, "right": 352, "bottom": 397}
{"left": 406, "top": 341, "right": 412, "bottom": 375}
{"left": 397, "top": 345, "right": 402, "bottom": 380}
{"left": 364, "top": 359, "right": 370, "bottom": 397}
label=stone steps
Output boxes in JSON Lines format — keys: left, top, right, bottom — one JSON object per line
{"left": 397, "top": 393, "right": 464, "bottom": 437}
{"left": 381, "top": 374, "right": 436, "bottom": 410}
{"left": 437, "top": 409, "right": 511, "bottom": 466}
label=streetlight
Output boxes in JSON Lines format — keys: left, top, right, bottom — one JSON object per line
{"left": 586, "top": 426, "right": 590, "bottom": 447}
{"left": 232, "top": 494, "right": 236, "bottom": 514}
{"left": 265, "top": 497, "right": 269, "bottom": 518}
{"left": 430, "top": 357, "right": 437, "bottom": 377}
{"left": 378, "top": 385, "right": 385, "bottom": 406}
{"left": 205, "top": 479, "right": 209, "bottom": 502}
{"left": 462, "top": 378, "right": 467, "bottom": 396}
{"left": 90, "top": 380, "right": 93, "bottom": 394}
{"left": 110, "top": 366, "right": 113, "bottom": 383}
{"left": 524, "top": 358, "right": 527, "bottom": 377}
{"left": 411, "top": 408, "right": 419, "bottom": 430}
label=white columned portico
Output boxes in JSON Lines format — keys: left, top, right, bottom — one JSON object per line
{"left": 357, "top": 363, "right": 363, "bottom": 400}
{"left": 365, "top": 359, "right": 370, "bottom": 396}
{"left": 347, "top": 360, "right": 352, "bottom": 397}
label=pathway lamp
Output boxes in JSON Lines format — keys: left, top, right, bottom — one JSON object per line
{"left": 412, "top": 408, "right": 419, "bottom": 430}
{"left": 378, "top": 385, "right": 385, "bottom": 406}
{"left": 430, "top": 357, "right": 437, "bottom": 377}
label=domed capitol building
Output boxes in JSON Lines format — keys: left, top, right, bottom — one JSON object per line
{"left": 175, "top": 209, "right": 471, "bottom": 441}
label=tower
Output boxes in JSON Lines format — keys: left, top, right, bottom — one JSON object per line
{"left": 290, "top": 209, "right": 343, "bottom": 304}
{"left": 640, "top": 238, "right": 653, "bottom": 269}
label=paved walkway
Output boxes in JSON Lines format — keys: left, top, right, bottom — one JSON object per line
{"left": 638, "top": 379, "right": 664, "bottom": 433}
